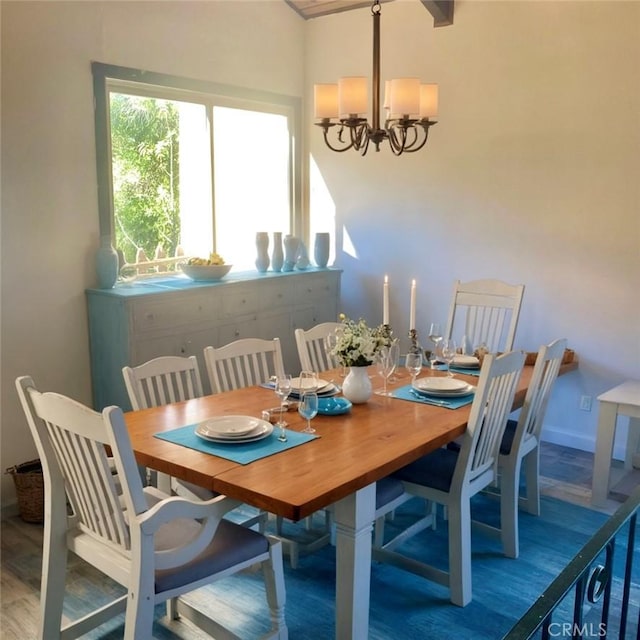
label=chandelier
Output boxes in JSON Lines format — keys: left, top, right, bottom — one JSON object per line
{"left": 313, "top": 0, "right": 438, "bottom": 156}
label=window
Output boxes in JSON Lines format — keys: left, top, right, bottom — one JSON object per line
{"left": 93, "top": 63, "right": 301, "bottom": 272}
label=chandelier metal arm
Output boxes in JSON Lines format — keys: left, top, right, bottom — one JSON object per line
{"left": 316, "top": 121, "right": 355, "bottom": 152}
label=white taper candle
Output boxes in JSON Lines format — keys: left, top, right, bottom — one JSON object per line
{"left": 383, "top": 275, "right": 389, "bottom": 325}
{"left": 409, "top": 279, "right": 416, "bottom": 331}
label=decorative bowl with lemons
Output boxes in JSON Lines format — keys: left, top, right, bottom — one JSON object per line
{"left": 181, "top": 254, "right": 232, "bottom": 281}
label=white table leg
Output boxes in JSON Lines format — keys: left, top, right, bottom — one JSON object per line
{"left": 332, "top": 483, "right": 376, "bottom": 640}
{"left": 624, "top": 417, "right": 640, "bottom": 470}
{"left": 592, "top": 402, "right": 618, "bottom": 506}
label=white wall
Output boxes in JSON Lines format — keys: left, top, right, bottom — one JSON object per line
{"left": 307, "top": 1, "right": 640, "bottom": 451}
{"left": 2, "top": 0, "right": 639, "bottom": 510}
{"left": 0, "top": 0, "right": 305, "bottom": 508}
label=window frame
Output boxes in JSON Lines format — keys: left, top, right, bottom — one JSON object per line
{"left": 91, "top": 61, "right": 302, "bottom": 253}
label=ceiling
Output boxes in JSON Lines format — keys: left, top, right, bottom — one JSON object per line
{"left": 284, "top": 0, "right": 453, "bottom": 26}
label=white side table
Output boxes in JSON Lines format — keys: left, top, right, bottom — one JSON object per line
{"left": 592, "top": 380, "right": 640, "bottom": 506}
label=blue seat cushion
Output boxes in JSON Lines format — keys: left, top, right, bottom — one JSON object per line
{"left": 155, "top": 519, "right": 269, "bottom": 594}
{"left": 392, "top": 447, "right": 459, "bottom": 493}
{"left": 500, "top": 419, "right": 518, "bottom": 455}
{"left": 376, "top": 476, "right": 405, "bottom": 509}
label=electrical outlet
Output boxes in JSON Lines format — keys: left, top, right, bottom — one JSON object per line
{"left": 580, "top": 395, "right": 592, "bottom": 412}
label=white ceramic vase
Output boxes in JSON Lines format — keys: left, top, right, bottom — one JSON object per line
{"left": 271, "top": 232, "right": 284, "bottom": 272}
{"left": 342, "top": 366, "right": 373, "bottom": 404}
{"left": 283, "top": 234, "right": 300, "bottom": 272}
{"left": 314, "top": 232, "right": 330, "bottom": 268}
{"left": 255, "top": 232, "right": 270, "bottom": 272}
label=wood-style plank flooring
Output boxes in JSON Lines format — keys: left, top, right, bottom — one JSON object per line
{"left": 0, "top": 442, "right": 633, "bottom": 639}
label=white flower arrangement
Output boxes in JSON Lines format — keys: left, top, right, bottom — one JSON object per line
{"left": 331, "top": 314, "right": 389, "bottom": 367}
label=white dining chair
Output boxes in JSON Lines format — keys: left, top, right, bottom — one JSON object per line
{"left": 294, "top": 322, "right": 342, "bottom": 373}
{"left": 204, "top": 336, "right": 331, "bottom": 567}
{"left": 204, "top": 337, "right": 285, "bottom": 392}
{"left": 444, "top": 279, "right": 525, "bottom": 353}
{"left": 374, "top": 350, "right": 526, "bottom": 606}
{"left": 15, "top": 375, "right": 287, "bottom": 640}
{"left": 474, "top": 338, "right": 568, "bottom": 559}
{"left": 122, "top": 355, "right": 265, "bottom": 531}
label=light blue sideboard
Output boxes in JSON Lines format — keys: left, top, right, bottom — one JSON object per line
{"left": 86, "top": 268, "right": 341, "bottom": 410}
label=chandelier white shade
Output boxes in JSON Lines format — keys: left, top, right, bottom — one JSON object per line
{"left": 314, "top": 0, "right": 438, "bottom": 156}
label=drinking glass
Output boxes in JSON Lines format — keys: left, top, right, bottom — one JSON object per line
{"left": 299, "top": 370, "right": 318, "bottom": 393}
{"left": 440, "top": 339, "right": 457, "bottom": 377}
{"left": 325, "top": 330, "right": 346, "bottom": 377}
{"left": 298, "top": 392, "right": 319, "bottom": 434}
{"left": 405, "top": 352, "right": 423, "bottom": 384}
{"left": 375, "top": 339, "right": 399, "bottom": 396}
{"left": 428, "top": 323, "right": 443, "bottom": 369}
{"left": 274, "top": 374, "right": 292, "bottom": 442}
{"left": 460, "top": 334, "right": 473, "bottom": 356}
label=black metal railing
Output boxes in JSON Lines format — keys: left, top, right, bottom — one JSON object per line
{"left": 503, "top": 486, "right": 640, "bottom": 640}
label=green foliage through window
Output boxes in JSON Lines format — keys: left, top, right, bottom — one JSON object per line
{"left": 110, "top": 94, "right": 181, "bottom": 263}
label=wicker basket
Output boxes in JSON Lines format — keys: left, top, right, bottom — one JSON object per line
{"left": 5, "top": 459, "right": 44, "bottom": 523}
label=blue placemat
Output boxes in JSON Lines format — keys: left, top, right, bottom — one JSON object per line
{"left": 154, "top": 423, "right": 318, "bottom": 464}
{"left": 391, "top": 384, "right": 475, "bottom": 409}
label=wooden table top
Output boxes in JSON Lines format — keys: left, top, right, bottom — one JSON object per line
{"left": 125, "top": 362, "right": 577, "bottom": 521}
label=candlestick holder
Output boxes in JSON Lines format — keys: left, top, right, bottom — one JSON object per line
{"left": 408, "top": 329, "right": 423, "bottom": 356}
{"left": 380, "top": 323, "right": 393, "bottom": 345}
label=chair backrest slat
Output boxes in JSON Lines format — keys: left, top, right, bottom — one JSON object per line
{"left": 446, "top": 279, "right": 525, "bottom": 353}
{"left": 455, "top": 351, "right": 525, "bottom": 488}
{"left": 19, "top": 380, "right": 134, "bottom": 551}
{"left": 204, "top": 338, "right": 285, "bottom": 393}
{"left": 295, "top": 322, "right": 342, "bottom": 373}
{"left": 516, "top": 338, "right": 567, "bottom": 446}
{"left": 123, "top": 355, "right": 204, "bottom": 410}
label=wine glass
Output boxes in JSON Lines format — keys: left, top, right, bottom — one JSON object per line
{"left": 460, "top": 334, "right": 473, "bottom": 356}
{"left": 405, "top": 352, "right": 423, "bottom": 384}
{"left": 428, "top": 323, "right": 443, "bottom": 369}
{"left": 440, "top": 339, "right": 457, "bottom": 377}
{"left": 299, "top": 370, "right": 318, "bottom": 394}
{"left": 298, "top": 391, "right": 319, "bottom": 434}
{"left": 274, "top": 374, "right": 292, "bottom": 442}
{"left": 325, "top": 329, "right": 346, "bottom": 377}
{"left": 375, "top": 339, "right": 399, "bottom": 396}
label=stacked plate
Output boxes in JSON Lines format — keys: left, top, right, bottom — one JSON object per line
{"left": 451, "top": 355, "right": 480, "bottom": 369}
{"left": 412, "top": 377, "right": 475, "bottom": 398}
{"left": 289, "top": 377, "right": 339, "bottom": 399}
{"left": 195, "top": 415, "right": 273, "bottom": 444}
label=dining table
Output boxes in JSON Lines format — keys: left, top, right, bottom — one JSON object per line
{"left": 124, "top": 360, "right": 577, "bottom": 639}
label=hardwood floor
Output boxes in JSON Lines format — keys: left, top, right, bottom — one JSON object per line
{"left": 0, "top": 442, "right": 633, "bottom": 639}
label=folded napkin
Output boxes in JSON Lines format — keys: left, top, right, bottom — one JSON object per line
{"left": 155, "top": 423, "right": 318, "bottom": 465}
{"left": 390, "top": 384, "right": 475, "bottom": 410}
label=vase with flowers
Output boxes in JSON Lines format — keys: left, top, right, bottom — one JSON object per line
{"left": 329, "top": 314, "right": 389, "bottom": 404}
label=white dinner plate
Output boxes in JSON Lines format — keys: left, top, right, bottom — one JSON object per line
{"left": 451, "top": 355, "right": 480, "bottom": 368}
{"left": 290, "top": 383, "right": 339, "bottom": 398}
{"left": 412, "top": 380, "right": 476, "bottom": 398}
{"left": 414, "top": 377, "right": 469, "bottom": 393}
{"left": 196, "top": 415, "right": 270, "bottom": 439}
{"left": 196, "top": 420, "right": 273, "bottom": 444}
{"left": 290, "top": 377, "right": 332, "bottom": 392}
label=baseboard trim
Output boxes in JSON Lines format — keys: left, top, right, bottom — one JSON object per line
{"left": 542, "top": 426, "right": 627, "bottom": 461}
